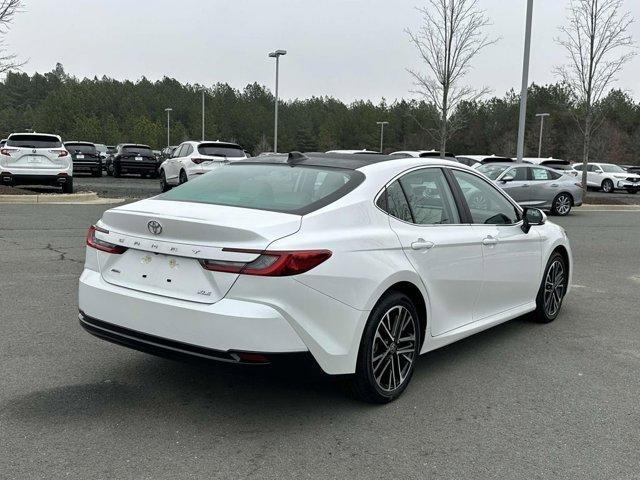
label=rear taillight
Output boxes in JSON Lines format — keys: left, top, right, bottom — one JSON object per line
{"left": 200, "top": 249, "right": 332, "bottom": 276}
{"left": 0, "top": 148, "right": 17, "bottom": 156}
{"left": 191, "top": 158, "right": 209, "bottom": 164}
{"left": 86, "top": 225, "right": 127, "bottom": 254}
{"left": 50, "top": 149, "right": 68, "bottom": 157}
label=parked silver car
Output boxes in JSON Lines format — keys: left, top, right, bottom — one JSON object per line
{"left": 477, "top": 163, "right": 583, "bottom": 216}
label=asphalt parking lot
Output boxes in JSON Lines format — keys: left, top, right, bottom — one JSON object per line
{"left": 1, "top": 204, "right": 639, "bottom": 479}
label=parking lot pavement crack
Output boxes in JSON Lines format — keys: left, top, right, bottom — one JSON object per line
{"left": 44, "top": 243, "right": 84, "bottom": 264}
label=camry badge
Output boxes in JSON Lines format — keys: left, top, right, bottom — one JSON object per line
{"left": 147, "top": 220, "right": 162, "bottom": 235}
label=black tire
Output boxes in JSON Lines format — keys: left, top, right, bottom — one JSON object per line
{"left": 531, "top": 252, "right": 567, "bottom": 323}
{"left": 550, "top": 193, "right": 572, "bottom": 216}
{"left": 92, "top": 168, "right": 102, "bottom": 177}
{"left": 106, "top": 163, "right": 113, "bottom": 176}
{"left": 150, "top": 171, "right": 158, "bottom": 179}
{"left": 348, "top": 292, "right": 421, "bottom": 403}
{"left": 179, "top": 170, "right": 188, "bottom": 185}
{"left": 113, "top": 165, "right": 121, "bottom": 178}
{"left": 61, "top": 178, "right": 74, "bottom": 194}
{"left": 160, "top": 170, "right": 171, "bottom": 192}
{"left": 601, "top": 179, "right": 614, "bottom": 193}
{"left": 628, "top": 189, "right": 638, "bottom": 195}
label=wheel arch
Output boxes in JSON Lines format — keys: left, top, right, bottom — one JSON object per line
{"left": 373, "top": 281, "right": 428, "bottom": 349}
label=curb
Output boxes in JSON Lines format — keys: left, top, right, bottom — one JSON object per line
{"left": 0, "top": 192, "right": 109, "bottom": 204}
{"left": 580, "top": 204, "right": 640, "bottom": 210}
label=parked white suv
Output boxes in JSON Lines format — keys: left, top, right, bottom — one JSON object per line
{"left": 0, "top": 133, "right": 73, "bottom": 193}
{"left": 159, "top": 140, "right": 247, "bottom": 191}
{"left": 573, "top": 162, "right": 640, "bottom": 194}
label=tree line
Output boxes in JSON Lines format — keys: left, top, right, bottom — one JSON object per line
{"left": 0, "top": 64, "right": 638, "bottom": 164}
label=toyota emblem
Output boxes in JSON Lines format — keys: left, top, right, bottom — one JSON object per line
{"left": 147, "top": 220, "right": 163, "bottom": 235}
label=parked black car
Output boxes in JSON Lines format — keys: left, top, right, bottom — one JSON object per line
{"left": 64, "top": 141, "right": 102, "bottom": 176}
{"left": 106, "top": 144, "right": 158, "bottom": 178}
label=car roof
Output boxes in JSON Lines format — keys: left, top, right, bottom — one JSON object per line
{"left": 523, "top": 157, "right": 570, "bottom": 165}
{"left": 121, "top": 143, "right": 151, "bottom": 148}
{"left": 457, "top": 154, "right": 513, "bottom": 162}
{"left": 8, "top": 132, "right": 61, "bottom": 140}
{"left": 236, "top": 151, "right": 462, "bottom": 171}
{"left": 64, "top": 141, "right": 95, "bottom": 146}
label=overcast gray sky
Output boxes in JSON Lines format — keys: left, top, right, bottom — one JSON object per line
{"left": 8, "top": 0, "right": 640, "bottom": 102}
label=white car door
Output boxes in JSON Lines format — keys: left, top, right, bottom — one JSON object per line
{"left": 166, "top": 144, "right": 185, "bottom": 183}
{"left": 450, "top": 169, "right": 543, "bottom": 321}
{"left": 587, "top": 163, "right": 602, "bottom": 187}
{"left": 383, "top": 167, "right": 484, "bottom": 336}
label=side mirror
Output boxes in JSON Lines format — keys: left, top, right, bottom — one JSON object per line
{"left": 500, "top": 173, "right": 515, "bottom": 183}
{"left": 521, "top": 207, "right": 546, "bottom": 234}
{"left": 595, "top": 169, "right": 603, "bottom": 174}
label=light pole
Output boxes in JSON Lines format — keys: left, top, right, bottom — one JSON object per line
{"left": 536, "top": 113, "right": 550, "bottom": 158}
{"left": 164, "top": 108, "right": 172, "bottom": 147}
{"left": 516, "top": 0, "right": 534, "bottom": 162}
{"left": 201, "top": 89, "right": 206, "bottom": 141}
{"left": 268, "top": 49, "right": 287, "bottom": 153}
{"left": 376, "top": 121, "right": 389, "bottom": 153}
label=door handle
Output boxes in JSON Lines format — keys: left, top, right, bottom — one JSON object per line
{"left": 522, "top": 184, "right": 530, "bottom": 187}
{"left": 411, "top": 238, "right": 435, "bottom": 250}
{"left": 482, "top": 236, "right": 499, "bottom": 246}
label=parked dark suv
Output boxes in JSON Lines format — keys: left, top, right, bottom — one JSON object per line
{"left": 106, "top": 144, "right": 158, "bottom": 178}
{"left": 64, "top": 141, "right": 102, "bottom": 177}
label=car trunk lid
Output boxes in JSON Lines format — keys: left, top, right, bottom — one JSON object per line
{"left": 96, "top": 199, "right": 301, "bottom": 304}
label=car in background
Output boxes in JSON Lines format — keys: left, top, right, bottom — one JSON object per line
{"left": 621, "top": 165, "right": 640, "bottom": 175}
{"left": 477, "top": 162, "right": 583, "bottom": 216}
{"left": 523, "top": 157, "right": 579, "bottom": 178}
{"left": 1, "top": 133, "right": 73, "bottom": 192}
{"left": 106, "top": 144, "right": 158, "bottom": 178}
{"left": 79, "top": 153, "right": 572, "bottom": 403}
{"left": 572, "top": 162, "right": 640, "bottom": 194}
{"left": 326, "top": 149, "right": 382, "bottom": 155}
{"left": 456, "top": 155, "right": 514, "bottom": 168}
{"left": 161, "top": 146, "right": 177, "bottom": 160}
{"left": 0, "top": 139, "right": 6, "bottom": 148}
{"left": 389, "top": 150, "right": 457, "bottom": 160}
{"left": 65, "top": 141, "right": 102, "bottom": 177}
{"left": 159, "top": 140, "right": 247, "bottom": 191}
{"left": 95, "top": 143, "right": 108, "bottom": 160}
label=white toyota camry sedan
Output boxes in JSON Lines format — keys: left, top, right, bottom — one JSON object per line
{"left": 79, "top": 153, "right": 572, "bottom": 403}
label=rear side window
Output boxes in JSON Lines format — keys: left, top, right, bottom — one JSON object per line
{"left": 123, "top": 145, "right": 153, "bottom": 155}
{"left": 198, "top": 144, "right": 245, "bottom": 158}
{"left": 384, "top": 181, "right": 413, "bottom": 223}
{"left": 65, "top": 143, "right": 97, "bottom": 154}
{"left": 531, "top": 167, "right": 561, "bottom": 180}
{"left": 157, "top": 163, "right": 364, "bottom": 215}
{"left": 7, "top": 134, "right": 62, "bottom": 148}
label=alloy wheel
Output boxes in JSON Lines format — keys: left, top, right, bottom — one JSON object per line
{"left": 555, "top": 194, "right": 571, "bottom": 215}
{"left": 371, "top": 305, "right": 417, "bottom": 392}
{"left": 543, "top": 260, "right": 565, "bottom": 317}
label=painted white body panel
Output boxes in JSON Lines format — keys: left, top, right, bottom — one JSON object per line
{"left": 79, "top": 157, "right": 573, "bottom": 375}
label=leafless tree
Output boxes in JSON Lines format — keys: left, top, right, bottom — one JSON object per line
{"left": 0, "top": 0, "right": 23, "bottom": 74}
{"left": 555, "top": 0, "right": 635, "bottom": 191}
{"left": 406, "top": 0, "right": 497, "bottom": 157}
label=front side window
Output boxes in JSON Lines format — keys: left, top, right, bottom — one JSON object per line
{"left": 477, "top": 163, "right": 510, "bottom": 180}
{"left": 600, "top": 164, "right": 626, "bottom": 173}
{"left": 183, "top": 144, "right": 194, "bottom": 156}
{"left": 452, "top": 170, "right": 520, "bottom": 225}
{"left": 398, "top": 168, "right": 460, "bottom": 224}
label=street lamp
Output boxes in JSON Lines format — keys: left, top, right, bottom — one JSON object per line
{"left": 376, "top": 121, "right": 389, "bottom": 153}
{"left": 164, "top": 108, "right": 172, "bottom": 147}
{"left": 201, "top": 89, "right": 206, "bottom": 141}
{"left": 268, "top": 49, "right": 287, "bottom": 153}
{"left": 536, "top": 113, "right": 550, "bottom": 158}
{"left": 516, "top": 0, "right": 534, "bottom": 162}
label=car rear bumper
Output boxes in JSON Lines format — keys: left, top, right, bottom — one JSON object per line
{"left": 117, "top": 161, "right": 158, "bottom": 173}
{"left": 79, "top": 266, "right": 367, "bottom": 375}
{"left": 73, "top": 161, "right": 101, "bottom": 171}
{"left": 0, "top": 171, "right": 72, "bottom": 186}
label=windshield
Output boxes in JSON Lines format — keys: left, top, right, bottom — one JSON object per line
{"left": 7, "top": 134, "right": 62, "bottom": 148}
{"left": 65, "top": 143, "right": 97, "bottom": 154}
{"left": 197, "top": 144, "right": 245, "bottom": 158}
{"left": 543, "top": 163, "right": 572, "bottom": 170}
{"left": 477, "top": 163, "right": 511, "bottom": 180}
{"left": 600, "top": 164, "right": 626, "bottom": 173}
{"left": 157, "top": 163, "right": 364, "bottom": 215}
{"left": 123, "top": 146, "right": 153, "bottom": 156}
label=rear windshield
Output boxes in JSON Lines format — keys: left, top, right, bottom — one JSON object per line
{"left": 197, "top": 144, "right": 245, "bottom": 158}
{"left": 65, "top": 143, "right": 97, "bottom": 154}
{"left": 543, "top": 162, "right": 572, "bottom": 170}
{"left": 7, "top": 134, "right": 62, "bottom": 148}
{"left": 123, "top": 146, "right": 153, "bottom": 155}
{"left": 157, "top": 163, "right": 365, "bottom": 215}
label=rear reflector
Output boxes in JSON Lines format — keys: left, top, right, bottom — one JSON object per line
{"left": 86, "top": 225, "right": 128, "bottom": 254}
{"left": 200, "top": 249, "right": 332, "bottom": 276}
